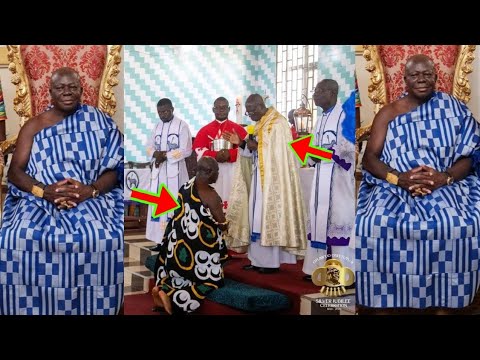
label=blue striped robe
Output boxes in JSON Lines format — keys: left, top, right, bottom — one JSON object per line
{"left": 356, "top": 92, "right": 480, "bottom": 308}
{"left": 0, "top": 105, "right": 124, "bottom": 315}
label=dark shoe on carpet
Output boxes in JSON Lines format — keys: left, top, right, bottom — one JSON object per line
{"left": 257, "top": 267, "right": 279, "bottom": 274}
{"left": 303, "top": 275, "right": 312, "bottom": 282}
{"left": 242, "top": 264, "right": 258, "bottom": 271}
{"left": 150, "top": 244, "right": 162, "bottom": 252}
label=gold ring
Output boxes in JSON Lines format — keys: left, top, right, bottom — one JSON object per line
{"left": 61, "top": 201, "right": 68, "bottom": 207}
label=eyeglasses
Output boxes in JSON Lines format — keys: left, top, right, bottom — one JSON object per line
{"left": 245, "top": 110, "right": 257, "bottom": 117}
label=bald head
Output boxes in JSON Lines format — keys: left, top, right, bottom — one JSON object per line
{"left": 213, "top": 97, "right": 230, "bottom": 121}
{"left": 246, "top": 94, "right": 265, "bottom": 108}
{"left": 245, "top": 94, "right": 268, "bottom": 122}
{"left": 50, "top": 67, "right": 81, "bottom": 86}
{"left": 318, "top": 79, "right": 339, "bottom": 96}
{"left": 313, "top": 79, "right": 339, "bottom": 110}
{"left": 196, "top": 157, "right": 219, "bottom": 183}
{"left": 405, "top": 54, "right": 435, "bottom": 75}
{"left": 403, "top": 54, "right": 437, "bottom": 101}
{"left": 49, "top": 66, "right": 83, "bottom": 114}
{"left": 197, "top": 156, "right": 218, "bottom": 172}
{"left": 214, "top": 97, "right": 228, "bottom": 106}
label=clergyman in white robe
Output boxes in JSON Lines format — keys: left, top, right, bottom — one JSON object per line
{"left": 302, "top": 101, "right": 355, "bottom": 275}
{"left": 146, "top": 115, "right": 192, "bottom": 244}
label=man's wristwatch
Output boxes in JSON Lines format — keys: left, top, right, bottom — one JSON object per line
{"left": 445, "top": 172, "right": 454, "bottom": 186}
{"left": 91, "top": 184, "right": 100, "bottom": 198}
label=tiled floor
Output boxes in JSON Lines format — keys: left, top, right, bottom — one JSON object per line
{"left": 124, "top": 230, "right": 480, "bottom": 315}
{"left": 124, "top": 231, "right": 157, "bottom": 295}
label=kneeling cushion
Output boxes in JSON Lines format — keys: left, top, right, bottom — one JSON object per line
{"left": 208, "top": 278, "right": 290, "bottom": 312}
{"left": 144, "top": 255, "right": 290, "bottom": 312}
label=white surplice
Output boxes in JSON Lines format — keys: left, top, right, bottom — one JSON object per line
{"left": 145, "top": 116, "right": 192, "bottom": 244}
{"left": 303, "top": 102, "right": 355, "bottom": 275}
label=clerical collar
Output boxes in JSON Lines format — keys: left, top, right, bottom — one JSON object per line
{"left": 322, "top": 104, "right": 335, "bottom": 115}
{"left": 215, "top": 119, "right": 228, "bottom": 124}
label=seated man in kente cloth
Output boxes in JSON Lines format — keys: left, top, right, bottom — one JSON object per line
{"left": 0, "top": 67, "right": 124, "bottom": 315}
{"left": 152, "top": 157, "right": 229, "bottom": 315}
{"left": 356, "top": 54, "right": 480, "bottom": 313}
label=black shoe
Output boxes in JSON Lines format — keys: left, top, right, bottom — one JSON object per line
{"left": 303, "top": 275, "right": 312, "bottom": 282}
{"left": 257, "top": 267, "right": 279, "bottom": 274}
{"left": 242, "top": 264, "right": 258, "bottom": 271}
{"left": 150, "top": 244, "right": 162, "bottom": 252}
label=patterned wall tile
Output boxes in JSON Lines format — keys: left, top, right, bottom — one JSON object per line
{"left": 124, "top": 45, "right": 276, "bottom": 162}
{"left": 125, "top": 45, "right": 354, "bottom": 162}
{"left": 252, "top": 45, "right": 277, "bottom": 106}
{"left": 317, "top": 45, "right": 355, "bottom": 104}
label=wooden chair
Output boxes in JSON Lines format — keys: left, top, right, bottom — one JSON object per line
{"left": 4, "top": 45, "right": 122, "bottom": 153}
{"left": 356, "top": 45, "right": 476, "bottom": 176}
{"left": 1, "top": 45, "right": 122, "bottom": 216}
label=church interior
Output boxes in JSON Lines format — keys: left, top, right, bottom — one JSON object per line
{"left": 123, "top": 45, "right": 356, "bottom": 315}
{"left": 1, "top": 45, "right": 479, "bottom": 315}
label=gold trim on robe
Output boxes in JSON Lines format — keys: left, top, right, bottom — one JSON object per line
{"left": 226, "top": 107, "right": 307, "bottom": 255}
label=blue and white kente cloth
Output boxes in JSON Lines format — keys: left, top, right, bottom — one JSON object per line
{"left": 356, "top": 92, "right": 480, "bottom": 308}
{"left": 0, "top": 104, "right": 124, "bottom": 315}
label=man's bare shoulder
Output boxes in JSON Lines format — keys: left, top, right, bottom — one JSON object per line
{"left": 198, "top": 186, "right": 221, "bottom": 205}
{"left": 19, "top": 110, "right": 58, "bottom": 138}
{"left": 19, "top": 113, "right": 44, "bottom": 135}
{"left": 374, "top": 100, "right": 408, "bottom": 124}
{"left": 207, "top": 186, "right": 222, "bottom": 201}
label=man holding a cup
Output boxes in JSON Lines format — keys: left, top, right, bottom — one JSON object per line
{"left": 192, "top": 97, "right": 247, "bottom": 212}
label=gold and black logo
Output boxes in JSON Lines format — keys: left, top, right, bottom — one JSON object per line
{"left": 312, "top": 259, "right": 354, "bottom": 297}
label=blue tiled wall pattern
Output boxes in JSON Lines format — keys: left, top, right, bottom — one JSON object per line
{"left": 317, "top": 45, "right": 355, "bottom": 104}
{"left": 124, "top": 45, "right": 354, "bottom": 162}
{"left": 124, "top": 45, "right": 276, "bottom": 162}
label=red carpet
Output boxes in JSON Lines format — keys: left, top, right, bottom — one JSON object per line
{"left": 125, "top": 292, "right": 248, "bottom": 315}
{"left": 223, "top": 258, "right": 319, "bottom": 315}
{"left": 125, "top": 257, "right": 319, "bottom": 315}
{"left": 125, "top": 291, "right": 164, "bottom": 316}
